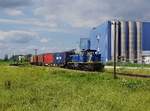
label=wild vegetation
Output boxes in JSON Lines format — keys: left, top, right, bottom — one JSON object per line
{"left": 105, "top": 68, "right": 150, "bottom": 76}
{"left": 0, "top": 62, "right": 150, "bottom": 111}
{"left": 106, "top": 61, "right": 150, "bottom": 68}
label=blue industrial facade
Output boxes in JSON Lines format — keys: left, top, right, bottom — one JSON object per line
{"left": 142, "top": 22, "right": 150, "bottom": 51}
{"left": 90, "top": 21, "right": 111, "bottom": 62}
{"left": 80, "top": 38, "right": 90, "bottom": 50}
{"left": 89, "top": 20, "right": 150, "bottom": 63}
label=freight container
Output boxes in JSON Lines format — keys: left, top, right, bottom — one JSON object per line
{"left": 32, "top": 55, "right": 38, "bottom": 64}
{"left": 53, "top": 52, "right": 66, "bottom": 66}
{"left": 37, "top": 55, "right": 44, "bottom": 65}
{"left": 25, "top": 54, "right": 32, "bottom": 62}
{"left": 53, "top": 50, "right": 75, "bottom": 66}
{"left": 30, "top": 56, "right": 34, "bottom": 63}
{"left": 43, "top": 53, "right": 54, "bottom": 65}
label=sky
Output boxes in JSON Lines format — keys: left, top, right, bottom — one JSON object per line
{"left": 0, "top": 0, "right": 150, "bottom": 58}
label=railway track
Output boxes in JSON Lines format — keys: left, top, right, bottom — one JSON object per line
{"left": 107, "top": 71, "right": 150, "bottom": 78}
{"left": 117, "top": 72, "right": 150, "bottom": 78}
{"left": 105, "top": 66, "right": 150, "bottom": 78}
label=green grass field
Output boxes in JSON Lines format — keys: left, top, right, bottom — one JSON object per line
{"left": 0, "top": 62, "right": 150, "bottom": 111}
{"left": 105, "top": 68, "right": 150, "bottom": 76}
{"left": 106, "top": 61, "right": 150, "bottom": 68}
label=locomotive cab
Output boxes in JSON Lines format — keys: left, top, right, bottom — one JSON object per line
{"left": 81, "top": 49, "right": 101, "bottom": 63}
{"left": 67, "top": 49, "right": 104, "bottom": 71}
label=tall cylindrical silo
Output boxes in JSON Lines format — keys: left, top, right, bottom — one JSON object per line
{"left": 111, "top": 20, "right": 119, "bottom": 61}
{"left": 111, "top": 21, "right": 115, "bottom": 61}
{"left": 128, "top": 21, "right": 136, "bottom": 63}
{"left": 116, "top": 21, "right": 119, "bottom": 61}
{"left": 136, "top": 21, "right": 142, "bottom": 63}
{"left": 120, "top": 21, "right": 127, "bottom": 61}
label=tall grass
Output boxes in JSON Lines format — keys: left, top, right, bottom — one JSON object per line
{"left": 0, "top": 65, "right": 149, "bottom": 111}
{"left": 105, "top": 68, "right": 150, "bottom": 75}
{"left": 106, "top": 61, "right": 150, "bottom": 68}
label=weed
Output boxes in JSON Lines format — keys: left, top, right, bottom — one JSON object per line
{"left": 0, "top": 65, "right": 149, "bottom": 111}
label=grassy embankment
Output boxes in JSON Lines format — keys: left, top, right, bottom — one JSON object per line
{"left": 0, "top": 62, "right": 150, "bottom": 111}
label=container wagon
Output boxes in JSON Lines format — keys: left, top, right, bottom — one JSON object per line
{"left": 43, "top": 53, "right": 54, "bottom": 66}
{"left": 30, "top": 55, "right": 38, "bottom": 65}
{"left": 53, "top": 51, "right": 75, "bottom": 67}
{"left": 37, "top": 54, "right": 44, "bottom": 66}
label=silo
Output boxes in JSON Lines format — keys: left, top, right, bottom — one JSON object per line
{"left": 120, "top": 21, "right": 127, "bottom": 61}
{"left": 111, "top": 21, "right": 115, "bottom": 60}
{"left": 128, "top": 21, "right": 136, "bottom": 63}
{"left": 116, "top": 21, "right": 119, "bottom": 61}
{"left": 111, "top": 20, "right": 119, "bottom": 61}
{"left": 136, "top": 21, "right": 142, "bottom": 63}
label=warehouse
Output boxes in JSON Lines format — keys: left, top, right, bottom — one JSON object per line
{"left": 80, "top": 38, "right": 90, "bottom": 50}
{"left": 89, "top": 20, "right": 150, "bottom": 63}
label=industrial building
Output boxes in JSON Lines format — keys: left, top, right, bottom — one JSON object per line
{"left": 88, "top": 20, "right": 150, "bottom": 64}
{"left": 80, "top": 38, "right": 90, "bottom": 50}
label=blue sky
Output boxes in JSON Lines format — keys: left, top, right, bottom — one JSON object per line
{"left": 0, "top": 0, "right": 150, "bottom": 58}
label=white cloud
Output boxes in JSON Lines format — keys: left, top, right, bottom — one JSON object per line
{"left": 40, "top": 38, "right": 48, "bottom": 43}
{"left": 0, "top": 30, "right": 38, "bottom": 43}
{"left": 0, "top": 30, "right": 40, "bottom": 58}
{"left": 0, "top": 43, "right": 8, "bottom": 49}
{"left": 0, "top": 0, "right": 33, "bottom": 8}
{"left": 4, "top": 9, "right": 24, "bottom": 16}
{"left": 33, "top": 0, "right": 150, "bottom": 28}
{"left": 0, "top": 18, "right": 58, "bottom": 29}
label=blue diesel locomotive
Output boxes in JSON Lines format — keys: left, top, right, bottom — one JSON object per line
{"left": 66, "top": 49, "right": 104, "bottom": 71}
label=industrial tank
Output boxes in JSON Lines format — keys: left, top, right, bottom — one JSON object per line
{"left": 111, "top": 21, "right": 115, "bottom": 60}
{"left": 115, "top": 21, "right": 119, "bottom": 61}
{"left": 111, "top": 20, "right": 119, "bottom": 61}
{"left": 136, "top": 21, "right": 142, "bottom": 63}
{"left": 120, "top": 21, "right": 127, "bottom": 61}
{"left": 128, "top": 21, "right": 136, "bottom": 62}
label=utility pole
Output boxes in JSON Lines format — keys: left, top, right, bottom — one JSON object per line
{"left": 13, "top": 51, "right": 16, "bottom": 64}
{"left": 34, "top": 49, "right": 38, "bottom": 55}
{"left": 112, "top": 21, "right": 117, "bottom": 79}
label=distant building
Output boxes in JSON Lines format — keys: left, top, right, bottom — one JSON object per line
{"left": 90, "top": 20, "right": 150, "bottom": 63}
{"left": 80, "top": 38, "right": 90, "bottom": 50}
